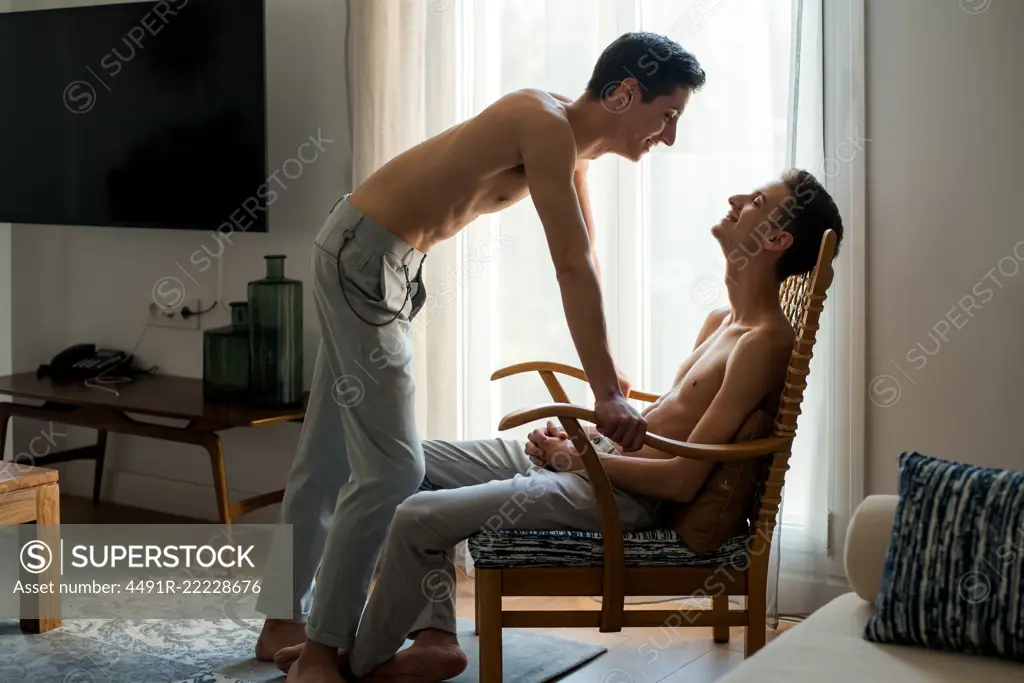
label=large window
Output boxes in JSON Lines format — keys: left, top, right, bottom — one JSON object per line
{"left": 423, "top": 0, "right": 840, "bottom": 612}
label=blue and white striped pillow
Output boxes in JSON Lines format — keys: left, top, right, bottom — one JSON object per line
{"left": 864, "top": 451, "right": 1024, "bottom": 660}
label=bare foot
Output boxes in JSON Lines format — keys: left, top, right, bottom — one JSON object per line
{"left": 286, "top": 641, "right": 348, "bottom": 683}
{"left": 274, "top": 643, "right": 307, "bottom": 673}
{"left": 255, "top": 619, "right": 307, "bottom": 662}
{"left": 274, "top": 642, "right": 351, "bottom": 675}
{"left": 373, "top": 629, "right": 468, "bottom": 683}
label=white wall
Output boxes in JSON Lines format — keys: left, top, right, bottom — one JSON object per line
{"left": 865, "top": 0, "right": 1024, "bottom": 493}
{"left": 8, "top": 0, "right": 351, "bottom": 520}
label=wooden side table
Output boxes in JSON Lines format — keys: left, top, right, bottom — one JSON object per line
{"left": 0, "top": 462, "right": 61, "bottom": 633}
{"left": 0, "top": 373, "right": 307, "bottom": 524}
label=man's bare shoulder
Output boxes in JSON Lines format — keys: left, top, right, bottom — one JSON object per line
{"left": 692, "top": 306, "right": 730, "bottom": 349}
{"left": 735, "top": 318, "right": 795, "bottom": 370}
{"left": 482, "top": 88, "right": 570, "bottom": 126}
{"left": 491, "top": 90, "right": 574, "bottom": 141}
{"left": 767, "top": 317, "right": 797, "bottom": 353}
{"left": 735, "top": 319, "right": 794, "bottom": 414}
{"left": 706, "top": 306, "right": 731, "bottom": 329}
{"left": 477, "top": 89, "right": 579, "bottom": 169}
{"left": 751, "top": 317, "right": 794, "bottom": 346}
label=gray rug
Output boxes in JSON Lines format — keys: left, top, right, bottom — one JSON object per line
{"left": 0, "top": 618, "right": 605, "bottom": 682}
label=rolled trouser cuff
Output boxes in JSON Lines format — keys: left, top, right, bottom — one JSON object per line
{"left": 305, "top": 622, "right": 355, "bottom": 650}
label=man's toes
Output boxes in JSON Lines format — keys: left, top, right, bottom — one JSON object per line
{"left": 256, "top": 620, "right": 308, "bottom": 662}
{"left": 274, "top": 643, "right": 305, "bottom": 672}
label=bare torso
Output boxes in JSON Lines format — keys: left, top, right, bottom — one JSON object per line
{"left": 638, "top": 309, "right": 792, "bottom": 448}
{"left": 347, "top": 89, "right": 573, "bottom": 252}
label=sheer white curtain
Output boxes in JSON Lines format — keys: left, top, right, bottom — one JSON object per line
{"left": 358, "top": 0, "right": 839, "bottom": 612}
{"left": 347, "top": 0, "right": 462, "bottom": 440}
{"left": 347, "top": 0, "right": 429, "bottom": 428}
{"left": 769, "top": 0, "right": 833, "bottom": 620}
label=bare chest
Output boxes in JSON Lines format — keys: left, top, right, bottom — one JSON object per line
{"left": 677, "top": 343, "right": 734, "bottom": 404}
{"left": 470, "top": 165, "right": 531, "bottom": 215}
{"left": 654, "top": 335, "right": 742, "bottom": 431}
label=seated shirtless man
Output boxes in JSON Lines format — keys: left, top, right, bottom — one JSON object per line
{"left": 274, "top": 169, "right": 845, "bottom": 682}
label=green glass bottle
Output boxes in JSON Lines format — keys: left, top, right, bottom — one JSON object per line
{"left": 248, "top": 255, "right": 303, "bottom": 408}
{"left": 203, "top": 301, "right": 250, "bottom": 403}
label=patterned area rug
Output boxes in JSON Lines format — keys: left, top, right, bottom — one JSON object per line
{"left": 0, "top": 618, "right": 605, "bottom": 682}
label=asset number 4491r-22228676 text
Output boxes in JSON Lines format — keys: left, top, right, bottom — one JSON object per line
{"left": 124, "top": 579, "right": 261, "bottom": 594}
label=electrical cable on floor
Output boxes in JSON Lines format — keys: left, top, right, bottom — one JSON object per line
{"left": 586, "top": 595, "right": 745, "bottom": 607}
{"left": 587, "top": 595, "right": 689, "bottom": 606}
{"left": 585, "top": 596, "right": 808, "bottom": 630}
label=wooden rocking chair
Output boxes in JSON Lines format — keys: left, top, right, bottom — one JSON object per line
{"left": 469, "top": 230, "right": 839, "bottom": 682}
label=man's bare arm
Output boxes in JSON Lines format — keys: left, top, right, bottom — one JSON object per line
{"left": 573, "top": 161, "right": 601, "bottom": 282}
{"left": 575, "top": 160, "right": 638, "bottom": 396}
{"left": 518, "top": 105, "right": 646, "bottom": 449}
{"left": 590, "top": 331, "right": 783, "bottom": 502}
{"left": 520, "top": 114, "right": 615, "bottom": 398}
{"left": 549, "top": 91, "right": 601, "bottom": 281}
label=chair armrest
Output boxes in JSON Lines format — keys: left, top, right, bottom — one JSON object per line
{"left": 498, "top": 402, "right": 793, "bottom": 461}
{"left": 490, "top": 361, "right": 661, "bottom": 403}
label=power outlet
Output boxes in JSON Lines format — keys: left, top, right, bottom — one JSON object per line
{"left": 148, "top": 298, "right": 202, "bottom": 330}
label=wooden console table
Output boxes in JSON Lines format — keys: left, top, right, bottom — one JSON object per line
{"left": 0, "top": 373, "right": 306, "bottom": 524}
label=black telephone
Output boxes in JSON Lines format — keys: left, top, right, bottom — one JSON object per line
{"left": 37, "top": 344, "right": 133, "bottom": 383}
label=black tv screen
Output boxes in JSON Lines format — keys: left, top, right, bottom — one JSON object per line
{"left": 0, "top": 0, "right": 268, "bottom": 232}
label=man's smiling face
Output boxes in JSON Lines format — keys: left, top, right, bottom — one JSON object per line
{"left": 712, "top": 180, "right": 796, "bottom": 258}
{"left": 612, "top": 83, "right": 691, "bottom": 161}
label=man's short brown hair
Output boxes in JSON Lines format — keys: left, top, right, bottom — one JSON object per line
{"left": 776, "top": 169, "right": 844, "bottom": 282}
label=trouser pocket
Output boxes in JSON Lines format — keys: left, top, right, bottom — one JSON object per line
{"left": 340, "top": 241, "right": 390, "bottom": 306}
{"left": 320, "top": 240, "right": 412, "bottom": 323}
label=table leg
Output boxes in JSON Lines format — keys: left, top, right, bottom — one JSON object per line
{"left": 1, "top": 401, "right": 286, "bottom": 524}
{"left": 203, "top": 435, "right": 232, "bottom": 525}
{"left": 92, "top": 430, "right": 108, "bottom": 504}
{"left": 20, "top": 482, "right": 62, "bottom": 634}
{"left": 0, "top": 404, "right": 11, "bottom": 460}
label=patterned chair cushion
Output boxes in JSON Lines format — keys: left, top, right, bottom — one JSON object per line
{"left": 467, "top": 527, "right": 751, "bottom": 568}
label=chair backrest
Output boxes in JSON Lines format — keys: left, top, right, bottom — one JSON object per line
{"left": 750, "top": 229, "right": 839, "bottom": 546}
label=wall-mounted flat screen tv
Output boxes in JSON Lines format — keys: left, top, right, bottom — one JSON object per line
{"left": 0, "top": 0, "right": 269, "bottom": 232}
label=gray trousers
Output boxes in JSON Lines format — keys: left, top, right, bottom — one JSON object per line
{"left": 255, "top": 196, "right": 427, "bottom": 647}
{"left": 348, "top": 438, "right": 663, "bottom": 676}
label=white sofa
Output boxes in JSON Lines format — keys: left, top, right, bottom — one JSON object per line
{"left": 719, "top": 495, "right": 1024, "bottom": 683}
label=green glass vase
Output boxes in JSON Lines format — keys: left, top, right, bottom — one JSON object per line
{"left": 248, "top": 255, "right": 303, "bottom": 408}
{"left": 203, "top": 301, "right": 250, "bottom": 402}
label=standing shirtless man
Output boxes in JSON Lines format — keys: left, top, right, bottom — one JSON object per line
{"left": 254, "top": 32, "right": 707, "bottom": 683}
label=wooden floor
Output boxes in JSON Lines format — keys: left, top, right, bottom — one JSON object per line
{"left": 452, "top": 571, "right": 791, "bottom": 682}
{"left": 60, "top": 495, "right": 793, "bottom": 682}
